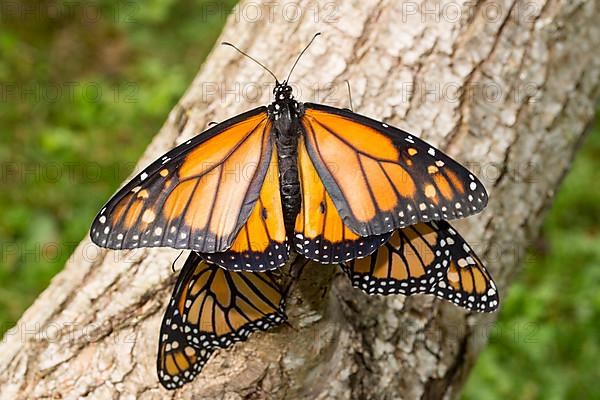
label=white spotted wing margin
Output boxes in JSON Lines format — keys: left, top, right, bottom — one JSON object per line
{"left": 158, "top": 252, "right": 287, "bottom": 389}
{"left": 340, "top": 221, "right": 499, "bottom": 313}
{"left": 157, "top": 290, "right": 213, "bottom": 389}
{"left": 91, "top": 108, "right": 273, "bottom": 255}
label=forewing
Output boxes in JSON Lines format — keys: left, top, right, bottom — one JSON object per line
{"left": 199, "top": 146, "right": 289, "bottom": 271}
{"left": 301, "top": 103, "right": 488, "bottom": 236}
{"left": 158, "top": 252, "right": 287, "bottom": 389}
{"left": 157, "top": 262, "right": 214, "bottom": 389}
{"left": 433, "top": 221, "right": 499, "bottom": 312}
{"left": 341, "top": 223, "right": 446, "bottom": 295}
{"left": 177, "top": 252, "right": 286, "bottom": 350}
{"left": 91, "top": 108, "right": 273, "bottom": 253}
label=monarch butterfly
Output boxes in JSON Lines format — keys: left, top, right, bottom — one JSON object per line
{"left": 157, "top": 220, "right": 497, "bottom": 389}
{"left": 90, "top": 33, "right": 488, "bottom": 271}
{"left": 341, "top": 220, "right": 499, "bottom": 312}
{"left": 157, "top": 252, "right": 286, "bottom": 389}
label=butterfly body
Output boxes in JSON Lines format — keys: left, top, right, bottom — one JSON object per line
{"left": 269, "top": 82, "right": 304, "bottom": 232}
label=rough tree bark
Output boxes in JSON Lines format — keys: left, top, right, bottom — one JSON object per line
{"left": 1, "top": 0, "right": 599, "bottom": 399}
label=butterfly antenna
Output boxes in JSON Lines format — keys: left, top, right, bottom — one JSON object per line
{"left": 345, "top": 80, "right": 354, "bottom": 111}
{"left": 221, "top": 41, "right": 278, "bottom": 82}
{"left": 285, "top": 32, "right": 321, "bottom": 84}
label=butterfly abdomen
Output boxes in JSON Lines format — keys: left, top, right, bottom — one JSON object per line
{"left": 276, "top": 126, "right": 301, "bottom": 233}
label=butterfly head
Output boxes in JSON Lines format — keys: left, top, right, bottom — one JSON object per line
{"left": 273, "top": 81, "right": 294, "bottom": 102}
{"left": 269, "top": 81, "right": 303, "bottom": 128}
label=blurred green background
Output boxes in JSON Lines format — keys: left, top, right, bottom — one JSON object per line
{"left": 0, "top": 1, "right": 598, "bottom": 398}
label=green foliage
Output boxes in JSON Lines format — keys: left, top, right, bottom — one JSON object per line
{"left": 463, "top": 129, "right": 600, "bottom": 399}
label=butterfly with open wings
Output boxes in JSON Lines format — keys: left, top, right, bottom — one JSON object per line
{"left": 90, "top": 33, "right": 488, "bottom": 272}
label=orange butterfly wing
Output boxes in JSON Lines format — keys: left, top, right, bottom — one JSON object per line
{"left": 341, "top": 221, "right": 499, "bottom": 312}
{"left": 200, "top": 147, "right": 289, "bottom": 271}
{"left": 176, "top": 252, "right": 285, "bottom": 349}
{"left": 157, "top": 252, "right": 286, "bottom": 389}
{"left": 157, "top": 295, "right": 214, "bottom": 389}
{"left": 294, "top": 136, "right": 391, "bottom": 263}
{"left": 91, "top": 108, "right": 281, "bottom": 254}
{"left": 301, "top": 104, "right": 488, "bottom": 237}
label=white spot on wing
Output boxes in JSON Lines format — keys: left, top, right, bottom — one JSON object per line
{"left": 142, "top": 210, "right": 156, "bottom": 223}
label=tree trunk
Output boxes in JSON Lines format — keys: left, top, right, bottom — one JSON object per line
{"left": 1, "top": 0, "right": 599, "bottom": 399}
